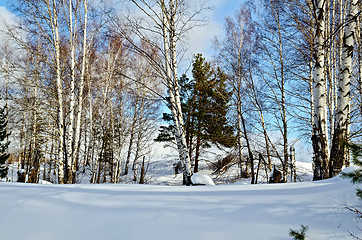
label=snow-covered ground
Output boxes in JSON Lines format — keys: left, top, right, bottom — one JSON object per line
{"left": 0, "top": 172, "right": 360, "bottom": 240}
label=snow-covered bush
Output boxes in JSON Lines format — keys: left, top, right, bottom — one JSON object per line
{"left": 191, "top": 174, "right": 215, "bottom": 185}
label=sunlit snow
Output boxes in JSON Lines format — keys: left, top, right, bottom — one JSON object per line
{"left": 191, "top": 173, "right": 215, "bottom": 185}
{"left": 0, "top": 173, "right": 360, "bottom": 240}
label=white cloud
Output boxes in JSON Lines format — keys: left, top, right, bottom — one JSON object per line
{"left": 181, "top": 0, "right": 243, "bottom": 66}
{"left": 0, "top": 6, "right": 14, "bottom": 25}
{"left": 0, "top": 6, "right": 16, "bottom": 44}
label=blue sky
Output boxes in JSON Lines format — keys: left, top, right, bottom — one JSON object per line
{"left": 0, "top": 0, "right": 246, "bottom": 61}
{"left": 0, "top": 0, "right": 246, "bottom": 25}
{"left": 0, "top": 0, "right": 246, "bottom": 77}
{"left": 0, "top": 0, "right": 244, "bottom": 11}
{"left": 0, "top": 0, "right": 245, "bottom": 22}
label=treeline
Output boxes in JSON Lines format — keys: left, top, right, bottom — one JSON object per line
{"left": 0, "top": 0, "right": 361, "bottom": 184}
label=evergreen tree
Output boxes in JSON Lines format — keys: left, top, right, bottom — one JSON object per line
{"left": 342, "top": 143, "right": 362, "bottom": 199}
{"left": 156, "top": 54, "right": 236, "bottom": 173}
{"left": 289, "top": 225, "right": 308, "bottom": 240}
{"left": 341, "top": 143, "right": 362, "bottom": 238}
{"left": 0, "top": 105, "right": 10, "bottom": 179}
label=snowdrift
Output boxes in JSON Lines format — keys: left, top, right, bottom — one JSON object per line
{"left": 0, "top": 175, "right": 360, "bottom": 240}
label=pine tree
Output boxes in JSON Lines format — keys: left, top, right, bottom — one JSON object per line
{"left": 341, "top": 143, "right": 362, "bottom": 238}
{"left": 289, "top": 225, "right": 308, "bottom": 240}
{"left": 156, "top": 54, "right": 236, "bottom": 173}
{"left": 342, "top": 143, "right": 362, "bottom": 199}
{"left": 0, "top": 105, "right": 10, "bottom": 179}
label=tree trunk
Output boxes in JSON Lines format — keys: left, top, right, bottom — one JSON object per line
{"left": 312, "top": 0, "right": 329, "bottom": 180}
{"left": 241, "top": 112, "right": 254, "bottom": 184}
{"left": 72, "top": 0, "right": 89, "bottom": 183}
{"left": 276, "top": 12, "right": 288, "bottom": 182}
{"left": 236, "top": 99, "right": 244, "bottom": 176}
{"left": 330, "top": 0, "right": 358, "bottom": 177}
{"left": 290, "top": 146, "right": 296, "bottom": 182}
{"left": 193, "top": 125, "right": 201, "bottom": 173}
{"left": 162, "top": 1, "right": 192, "bottom": 185}
{"left": 124, "top": 101, "right": 138, "bottom": 176}
{"left": 358, "top": 12, "right": 362, "bottom": 116}
{"left": 51, "top": 0, "right": 65, "bottom": 184}
{"left": 139, "top": 156, "right": 146, "bottom": 184}
{"left": 250, "top": 76, "right": 272, "bottom": 172}
{"left": 133, "top": 91, "right": 146, "bottom": 182}
{"left": 66, "top": 0, "right": 76, "bottom": 184}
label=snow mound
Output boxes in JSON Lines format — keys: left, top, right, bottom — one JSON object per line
{"left": 191, "top": 173, "right": 215, "bottom": 185}
{"left": 340, "top": 166, "right": 361, "bottom": 174}
{"left": 39, "top": 180, "right": 53, "bottom": 185}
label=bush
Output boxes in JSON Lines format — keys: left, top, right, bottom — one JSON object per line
{"left": 209, "top": 153, "right": 238, "bottom": 174}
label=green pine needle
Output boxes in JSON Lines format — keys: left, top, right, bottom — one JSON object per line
{"left": 289, "top": 225, "right": 308, "bottom": 240}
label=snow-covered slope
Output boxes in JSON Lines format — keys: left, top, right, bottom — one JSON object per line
{"left": 0, "top": 175, "right": 360, "bottom": 240}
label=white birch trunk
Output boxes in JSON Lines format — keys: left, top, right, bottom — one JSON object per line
{"left": 235, "top": 20, "right": 245, "bottom": 175}
{"left": 330, "top": 0, "right": 358, "bottom": 176}
{"left": 51, "top": 0, "right": 65, "bottom": 184}
{"left": 312, "top": 0, "right": 329, "bottom": 180}
{"left": 88, "top": 74, "right": 95, "bottom": 183}
{"left": 277, "top": 23, "right": 288, "bottom": 182}
{"left": 133, "top": 93, "right": 145, "bottom": 182}
{"left": 250, "top": 80, "right": 272, "bottom": 172}
{"left": 67, "top": 0, "right": 77, "bottom": 184}
{"left": 124, "top": 99, "right": 138, "bottom": 175}
{"left": 169, "top": 0, "right": 192, "bottom": 184}
{"left": 72, "top": 0, "right": 89, "bottom": 179}
{"left": 128, "top": 0, "right": 195, "bottom": 185}
{"left": 161, "top": 1, "right": 192, "bottom": 185}
{"left": 359, "top": 13, "right": 362, "bottom": 116}
{"left": 325, "top": 1, "right": 335, "bottom": 144}
{"left": 289, "top": 146, "right": 296, "bottom": 182}
{"left": 309, "top": 60, "right": 314, "bottom": 135}
{"left": 236, "top": 100, "right": 244, "bottom": 174}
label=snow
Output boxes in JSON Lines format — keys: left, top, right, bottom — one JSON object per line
{"left": 191, "top": 173, "right": 215, "bottom": 185}
{"left": 341, "top": 166, "right": 361, "bottom": 174}
{"left": 39, "top": 180, "right": 53, "bottom": 185}
{"left": 0, "top": 175, "right": 360, "bottom": 240}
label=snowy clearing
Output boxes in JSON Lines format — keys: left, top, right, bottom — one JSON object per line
{"left": 0, "top": 174, "right": 361, "bottom": 240}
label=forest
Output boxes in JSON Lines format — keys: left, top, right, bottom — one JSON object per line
{"left": 0, "top": 0, "right": 361, "bottom": 185}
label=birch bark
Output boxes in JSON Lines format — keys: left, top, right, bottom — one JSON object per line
{"left": 359, "top": 13, "right": 362, "bottom": 116}
{"left": 66, "top": 0, "right": 76, "bottom": 183}
{"left": 161, "top": 0, "right": 192, "bottom": 185}
{"left": 72, "top": 0, "right": 89, "bottom": 181}
{"left": 330, "top": 0, "right": 358, "bottom": 177}
{"left": 312, "top": 0, "right": 329, "bottom": 180}
{"left": 127, "top": 0, "right": 201, "bottom": 185}
{"left": 50, "top": 0, "right": 65, "bottom": 184}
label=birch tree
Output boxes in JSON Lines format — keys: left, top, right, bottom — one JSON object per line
{"left": 10, "top": 0, "right": 101, "bottom": 183}
{"left": 259, "top": 0, "right": 290, "bottom": 182}
{"left": 162, "top": 0, "right": 192, "bottom": 185}
{"left": 281, "top": 0, "right": 315, "bottom": 147}
{"left": 117, "top": 0, "right": 207, "bottom": 185}
{"left": 330, "top": 0, "right": 359, "bottom": 177}
{"left": 47, "top": 0, "right": 65, "bottom": 183}
{"left": 285, "top": 0, "right": 362, "bottom": 180}
{"left": 65, "top": 0, "right": 92, "bottom": 183}
{"left": 10, "top": 0, "right": 66, "bottom": 183}
{"left": 312, "top": 0, "right": 329, "bottom": 180}
{"left": 72, "top": 0, "right": 90, "bottom": 180}
{"left": 214, "top": 6, "right": 264, "bottom": 179}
